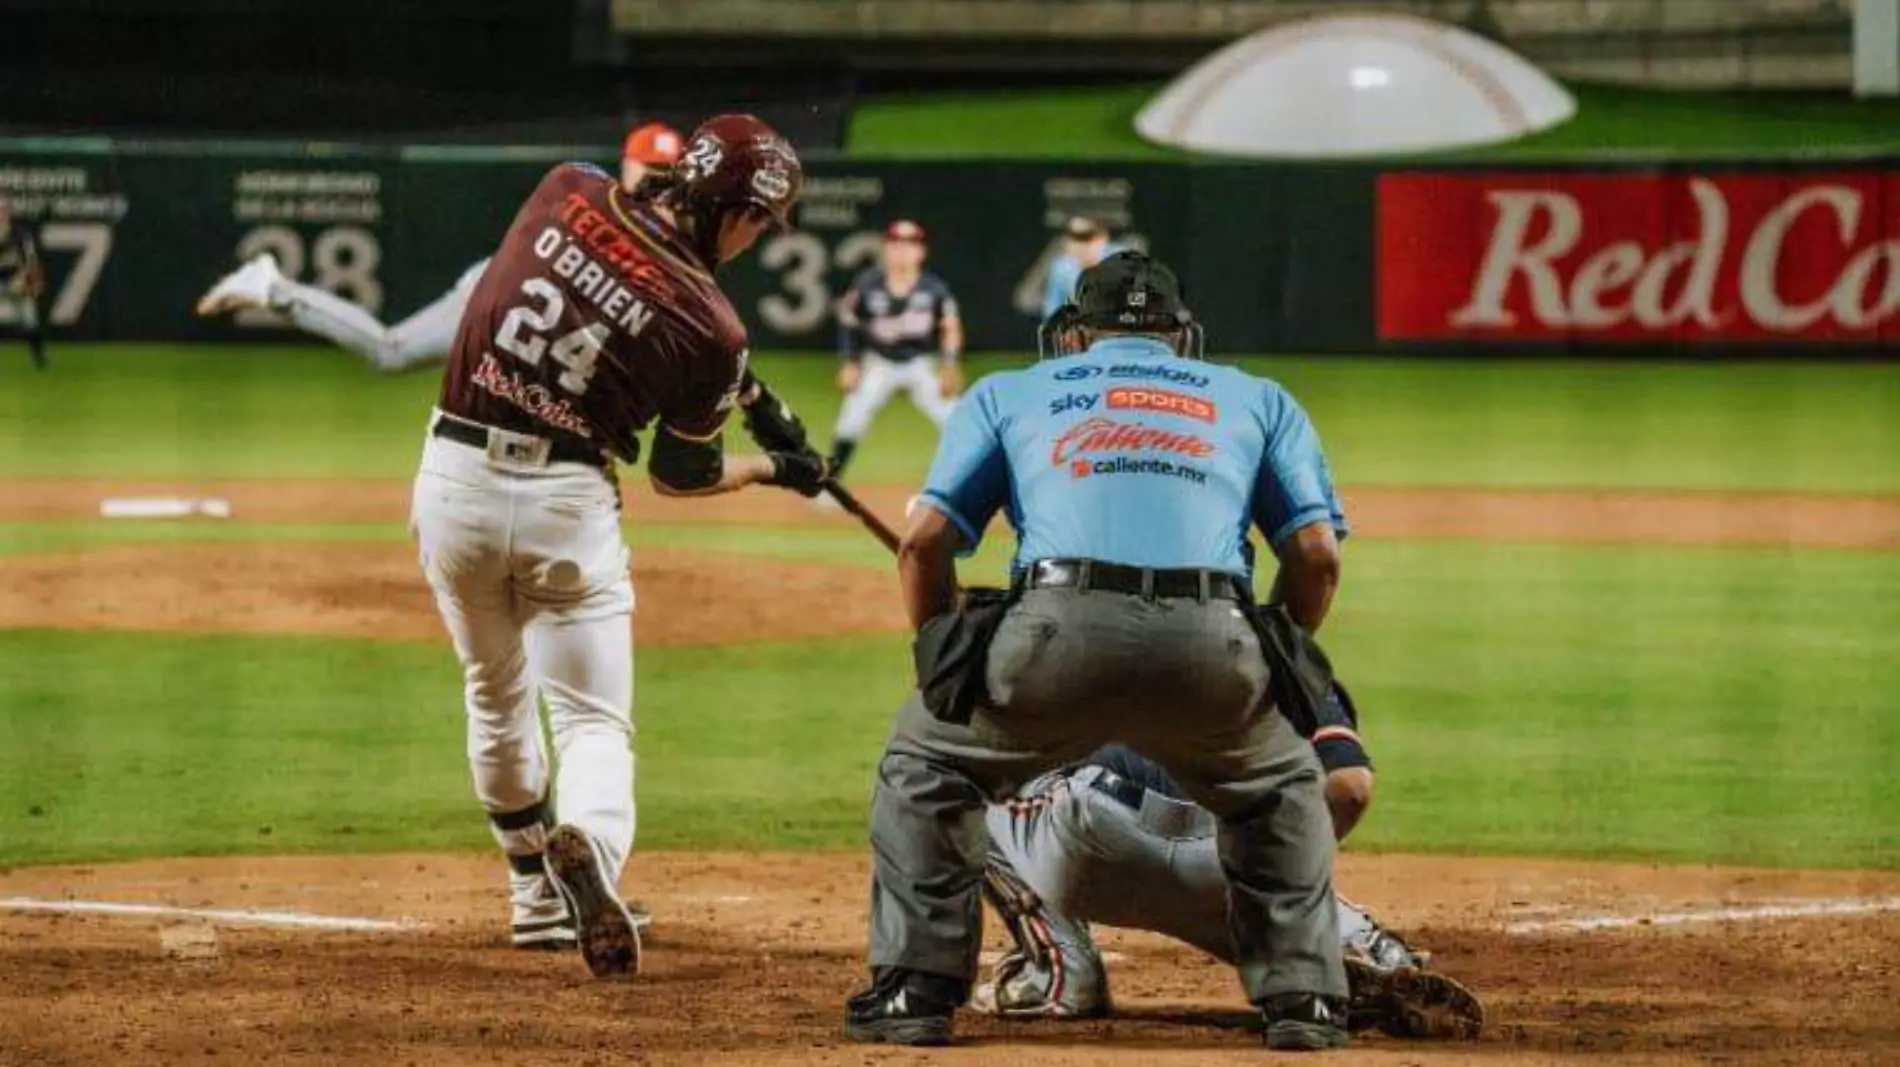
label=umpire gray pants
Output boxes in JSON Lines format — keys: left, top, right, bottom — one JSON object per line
{"left": 867, "top": 586, "right": 1345, "bottom": 1004}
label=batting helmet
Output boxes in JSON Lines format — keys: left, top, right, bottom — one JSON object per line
{"left": 670, "top": 114, "right": 803, "bottom": 232}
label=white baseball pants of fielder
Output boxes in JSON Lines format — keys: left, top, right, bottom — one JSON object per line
{"left": 832, "top": 353, "right": 957, "bottom": 440}
{"left": 274, "top": 259, "right": 490, "bottom": 372}
{"left": 410, "top": 415, "right": 635, "bottom": 879}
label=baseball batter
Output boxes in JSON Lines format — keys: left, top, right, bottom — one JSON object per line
{"left": 411, "top": 115, "right": 827, "bottom": 977}
{"left": 974, "top": 722, "right": 1486, "bottom": 1039}
{"left": 824, "top": 219, "right": 964, "bottom": 478}
{"left": 195, "top": 124, "right": 686, "bottom": 371}
{"left": 0, "top": 197, "right": 48, "bottom": 370}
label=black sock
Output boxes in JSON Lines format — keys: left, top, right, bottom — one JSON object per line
{"left": 829, "top": 438, "right": 858, "bottom": 476}
{"left": 26, "top": 330, "right": 46, "bottom": 369}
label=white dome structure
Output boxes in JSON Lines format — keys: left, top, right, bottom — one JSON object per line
{"left": 1136, "top": 14, "right": 1575, "bottom": 158}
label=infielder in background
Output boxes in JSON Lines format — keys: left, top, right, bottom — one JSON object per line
{"left": 974, "top": 709, "right": 1485, "bottom": 1039}
{"left": 412, "top": 115, "right": 827, "bottom": 977}
{"left": 1038, "top": 215, "right": 1121, "bottom": 322}
{"left": 825, "top": 219, "right": 964, "bottom": 478}
{"left": 849, "top": 252, "right": 1350, "bottom": 1050}
{"left": 195, "top": 123, "right": 686, "bottom": 371}
{"left": 0, "top": 197, "right": 49, "bottom": 370}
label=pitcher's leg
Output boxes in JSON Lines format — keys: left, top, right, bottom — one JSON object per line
{"left": 271, "top": 274, "right": 405, "bottom": 368}
{"left": 381, "top": 287, "right": 466, "bottom": 371}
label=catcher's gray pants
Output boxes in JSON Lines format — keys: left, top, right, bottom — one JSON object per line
{"left": 866, "top": 586, "right": 1345, "bottom": 1005}
{"left": 984, "top": 768, "right": 1380, "bottom": 1013}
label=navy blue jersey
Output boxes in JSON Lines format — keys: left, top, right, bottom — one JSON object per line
{"left": 838, "top": 269, "right": 959, "bottom": 364}
{"left": 0, "top": 222, "right": 38, "bottom": 284}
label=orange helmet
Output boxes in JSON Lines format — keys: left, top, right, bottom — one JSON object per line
{"left": 622, "top": 122, "right": 685, "bottom": 167}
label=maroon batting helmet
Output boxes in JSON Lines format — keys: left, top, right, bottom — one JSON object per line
{"left": 671, "top": 114, "right": 803, "bottom": 234}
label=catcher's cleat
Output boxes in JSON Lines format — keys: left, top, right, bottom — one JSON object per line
{"left": 544, "top": 825, "right": 641, "bottom": 978}
{"left": 968, "top": 947, "right": 1111, "bottom": 1019}
{"left": 845, "top": 970, "right": 960, "bottom": 1046}
{"left": 194, "top": 253, "right": 282, "bottom": 317}
{"left": 1347, "top": 916, "right": 1430, "bottom": 972}
{"left": 1344, "top": 957, "right": 1485, "bottom": 1040}
{"left": 1261, "top": 992, "right": 1351, "bottom": 1051}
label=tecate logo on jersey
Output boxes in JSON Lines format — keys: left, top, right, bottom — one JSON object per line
{"left": 1050, "top": 416, "right": 1216, "bottom": 474}
{"left": 1053, "top": 362, "right": 1212, "bottom": 387}
{"left": 1378, "top": 172, "right": 1900, "bottom": 342}
{"left": 1106, "top": 387, "right": 1217, "bottom": 423}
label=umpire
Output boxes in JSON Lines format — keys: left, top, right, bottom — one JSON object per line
{"left": 847, "top": 251, "right": 1353, "bottom": 1050}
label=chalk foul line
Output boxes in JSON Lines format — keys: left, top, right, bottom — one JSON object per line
{"left": 1506, "top": 896, "right": 1900, "bottom": 935}
{"left": 0, "top": 896, "right": 426, "bottom": 932}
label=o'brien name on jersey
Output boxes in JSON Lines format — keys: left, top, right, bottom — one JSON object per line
{"left": 537, "top": 193, "right": 662, "bottom": 337}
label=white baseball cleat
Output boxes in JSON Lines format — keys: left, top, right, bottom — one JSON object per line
{"left": 194, "top": 253, "right": 283, "bottom": 317}
{"left": 544, "top": 824, "right": 642, "bottom": 978}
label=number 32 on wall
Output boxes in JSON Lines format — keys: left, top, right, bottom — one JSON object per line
{"left": 756, "top": 229, "right": 882, "bottom": 334}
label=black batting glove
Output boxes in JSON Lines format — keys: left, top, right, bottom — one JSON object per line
{"left": 765, "top": 450, "right": 831, "bottom": 498}
{"left": 741, "top": 375, "right": 811, "bottom": 455}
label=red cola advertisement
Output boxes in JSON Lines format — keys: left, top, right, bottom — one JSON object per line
{"left": 1377, "top": 171, "right": 1900, "bottom": 344}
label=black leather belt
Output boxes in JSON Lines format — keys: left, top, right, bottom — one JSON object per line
{"left": 1020, "top": 558, "right": 1248, "bottom": 603}
{"left": 1086, "top": 769, "right": 1147, "bottom": 810}
{"left": 433, "top": 413, "right": 606, "bottom": 469}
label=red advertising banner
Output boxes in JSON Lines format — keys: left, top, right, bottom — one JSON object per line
{"left": 1378, "top": 171, "right": 1900, "bottom": 343}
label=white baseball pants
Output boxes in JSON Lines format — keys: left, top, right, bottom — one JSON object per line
{"left": 832, "top": 353, "right": 957, "bottom": 441}
{"left": 275, "top": 259, "right": 489, "bottom": 372}
{"left": 410, "top": 417, "right": 635, "bottom": 878}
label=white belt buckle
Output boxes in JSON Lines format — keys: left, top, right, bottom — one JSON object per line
{"left": 485, "top": 427, "right": 552, "bottom": 467}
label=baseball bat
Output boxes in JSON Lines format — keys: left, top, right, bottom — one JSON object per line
{"left": 821, "top": 479, "right": 901, "bottom": 555}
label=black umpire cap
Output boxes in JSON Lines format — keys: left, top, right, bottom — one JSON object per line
{"left": 1072, "top": 250, "right": 1192, "bottom": 331}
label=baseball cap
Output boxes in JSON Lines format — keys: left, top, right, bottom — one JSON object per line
{"left": 623, "top": 122, "right": 685, "bottom": 166}
{"left": 1072, "top": 250, "right": 1189, "bottom": 329}
{"left": 884, "top": 219, "right": 927, "bottom": 243}
{"left": 1064, "top": 216, "right": 1105, "bottom": 240}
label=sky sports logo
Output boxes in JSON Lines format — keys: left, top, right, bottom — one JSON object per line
{"left": 1069, "top": 456, "right": 1210, "bottom": 485}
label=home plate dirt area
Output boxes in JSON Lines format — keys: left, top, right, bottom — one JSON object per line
{"left": 2, "top": 853, "right": 1898, "bottom": 1066}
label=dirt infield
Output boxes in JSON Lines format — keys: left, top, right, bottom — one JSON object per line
{"left": 0, "top": 542, "right": 904, "bottom": 646}
{"left": 2, "top": 851, "right": 1896, "bottom": 1066}
{"left": 5, "top": 477, "right": 1899, "bottom": 549}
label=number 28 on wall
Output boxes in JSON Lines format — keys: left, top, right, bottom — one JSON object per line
{"left": 232, "top": 225, "right": 382, "bottom": 328}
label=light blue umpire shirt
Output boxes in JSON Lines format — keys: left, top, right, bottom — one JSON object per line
{"left": 918, "top": 335, "right": 1347, "bottom": 579}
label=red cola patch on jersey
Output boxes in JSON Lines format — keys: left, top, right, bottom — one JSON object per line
{"left": 1105, "top": 387, "right": 1217, "bottom": 423}
{"left": 471, "top": 353, "right": 592, "bottom": 438}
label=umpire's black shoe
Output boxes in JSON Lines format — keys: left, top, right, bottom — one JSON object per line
{"left": 844, "top": 969, "right": 961, "bottom": 1046}
{"left": 1262, "top": 992, "right": 1351, "bottom": 1051}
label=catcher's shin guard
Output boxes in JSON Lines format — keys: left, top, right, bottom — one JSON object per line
{"left": 970, "top": 858, "right": 1109, "bottom": 1018}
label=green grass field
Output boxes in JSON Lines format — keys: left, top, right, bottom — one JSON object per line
{"left": 848, "top": 82, "right": 1900, "bottom": 160}
{"left": 1, "top": 347, "right": 1897, "bottom": 871}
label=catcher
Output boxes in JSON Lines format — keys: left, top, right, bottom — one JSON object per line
{"left": 824, "top": 219, "right": 964, "bottom": 479}
{"left": 0, "top": 197, "right": 49, "bottom": 370}
{"left": 975, "top": 694, "right": 1486, "bottom": 1039}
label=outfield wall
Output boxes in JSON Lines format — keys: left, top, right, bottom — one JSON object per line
{"left": 3, "top": 139, "right": 1897, "bottom": 355}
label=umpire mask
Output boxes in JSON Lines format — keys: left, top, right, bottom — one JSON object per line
{"left": 1038, "top": 250, "right": 1205, "bottom": 360}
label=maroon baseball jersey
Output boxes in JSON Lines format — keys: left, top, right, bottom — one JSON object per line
{"left": 440, "top": 163, "right": 749, "bottom": 462}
